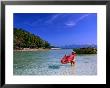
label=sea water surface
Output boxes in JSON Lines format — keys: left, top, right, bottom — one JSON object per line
{"left": 13, "top": 49, "right": 97, "bottom": 75}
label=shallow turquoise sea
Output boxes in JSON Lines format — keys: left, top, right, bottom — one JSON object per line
{"left": 13, "top": 49, "right": 97, "bottom": 75}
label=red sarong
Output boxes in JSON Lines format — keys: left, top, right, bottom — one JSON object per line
{"left": 61, "top": 54, "right": 76, "bottom": 64}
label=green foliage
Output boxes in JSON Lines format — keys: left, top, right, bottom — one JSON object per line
{"left": 73, "top": 47, "right": 97, "bottom": 54}
{"left": 14, "top": 28, "right": 51, "bottom": 49}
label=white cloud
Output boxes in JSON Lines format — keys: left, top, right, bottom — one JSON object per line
{"left": 45, "top": 14, "right": 61, "bottom": 23}
{"left": 65, "top": 14, "right": 90, "bottom": 27}
{"left": 66, "top": 22, "right": 76, "bottom": 26}
{"left": 76, "top": 14, "right": 90, "bottom": 22}
{"left": 22, "top": 18, "right": 43, "bottom": 27}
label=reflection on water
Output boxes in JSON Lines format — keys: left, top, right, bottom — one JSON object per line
{"left": 13, "top": 49, "right": 97, "bottom": 75}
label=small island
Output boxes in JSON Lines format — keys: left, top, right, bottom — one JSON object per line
{"left": 73, "top": 47, "right": 97, "bottom": 54}
{"left": 14, "top": 28, "right": 51, "bottom": 51}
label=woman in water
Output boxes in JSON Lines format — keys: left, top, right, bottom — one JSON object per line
{"left": 70, "top": 52, "right": 77, "bottom": 66}
{"left": 61, "top": 52, "right": 77, "bottom": 66}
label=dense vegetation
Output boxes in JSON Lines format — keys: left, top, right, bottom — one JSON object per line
{"left": 73, "top": 47, "right": 97, "bottom": 54}
{"left": 14, "top": 28, "right": 51, "bottom": 49}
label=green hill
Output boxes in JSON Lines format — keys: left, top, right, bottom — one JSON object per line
{"left": 14, "top": 28, "right": 51, "bottom": 49}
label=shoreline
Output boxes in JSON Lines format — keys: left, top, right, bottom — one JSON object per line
{"left": 14, "top": 48, "right": 64, "bottom": 51}
{"left": 14, "top": 48, "right": 50, "bottom": 51}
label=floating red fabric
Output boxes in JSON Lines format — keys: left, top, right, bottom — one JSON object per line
{"left": 61, "top": 53, "right": 76, "bottom": 64}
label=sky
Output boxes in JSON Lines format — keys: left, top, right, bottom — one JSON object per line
{"left": 14, "top": 13, "right": 97, "bottom": 46}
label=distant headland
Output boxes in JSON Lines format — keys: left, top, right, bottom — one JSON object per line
{"left": 73, "top": 47, "right": 97, "bottom": 54}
